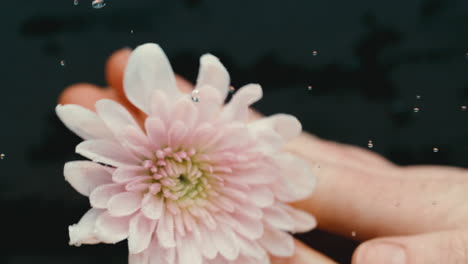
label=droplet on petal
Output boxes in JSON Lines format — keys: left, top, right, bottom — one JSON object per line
{"left": 191, "top": 89, "right": 200, "bottom": 102}
{"left": 92, "top": 0, "right": 106, "bottom": 9}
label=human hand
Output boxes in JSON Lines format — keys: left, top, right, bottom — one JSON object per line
{"left": 59, "top": 48, "right": 468, "bottom": 264}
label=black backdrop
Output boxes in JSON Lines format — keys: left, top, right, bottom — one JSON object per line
{"left": 2, "top": 0, "right": 468, "bottom": 263}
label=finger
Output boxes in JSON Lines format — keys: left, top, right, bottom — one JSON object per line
{"left": 352, "top": 229, "right": 468, "bottom": 264}
{"left": 58, "top": 83, "right": 118, "bottom": 110}
{"left": 285, "top": 132, "right": 395, "bottom": 172}
{"left": 292, "top": 163, "right": 468, "bottom": 240}
{"left": 271, "top": 240, "right": 337, "bottom": 264}
{"left": 105, "top": 48, "right": 131, "bottom": 101}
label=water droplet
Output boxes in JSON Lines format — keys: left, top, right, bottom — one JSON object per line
{"left": 60, "top": 60, "right": 66, "bottom": 66}
{"left": 0, "top": 154, "right": 4, "bottom": 159}
{"left": 367, "top": 140, "right": 373, "bottom": 148}
{"left": 307, "top": 85, "right": 312, "bottom": 90}
{"left": 130, "top": 29, "right": 134, "bottom": 34}
{"left": 229, "top": 86, "right": 236, "bottom": 94}
{"left": 191, "top": 89, "right": 200, "bottom": 102}
{"left": 413, "top": 107, "right": 420, "bottom": 113}
{"left": 92, "top": 0, "right": 106, "bottom": 9}
{"left": 416, "top": 95, "right": 421, "bottom": 99}
{"left": 73, "top": 0, "right": 79, "bottom": 6}
{"left": 461, "top": 105, "right": 467, "bottom": 111}
{"left": 433, "top": 147, "right": 439, "bottom": 153}
{"left": 312, "top": 50, "right": 318, "bottom": 56}
{"left": 351, "top": 231, "right": 356, "bottom": 237}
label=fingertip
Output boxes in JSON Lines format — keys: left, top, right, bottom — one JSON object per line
{"left": 106, "top": 48, "right": 132, "bottom": 98}
{"left": 175, "top": 74, "right": 194, "bottom": 93}
{"left": 58, "top": 83, "right": 116, "bottom": 111}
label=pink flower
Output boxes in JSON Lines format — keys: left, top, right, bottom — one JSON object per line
{"left": 57, "top": 43, "right": 317, "bottom": 264}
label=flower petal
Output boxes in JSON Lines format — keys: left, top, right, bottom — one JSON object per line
{"left": 251, "top": 114, "right": 302, "bottom": 144}
{"left": 244, "top": 186, "right": 274, "bottom": 208}
{"left": 124, "top": 43, "right": 180, "bottom": 113}
{"left": 272, "top": 153, "right": 316, "bottom": 202}
{"left": 220, "top": 84, "right": 262, "bottom": 122}
{"left": 171, "top": 97, "right": 198, "bottom": 131}
{"left": 68, "top": 208, "right": 104, "bottom": 246}
{"left": 95, "top": 99, "right": 140, "bottom": 138}
{"left": 76, "top": 139, "right": 140, "bottom": 167}
{"left": 195, "top": 54, "right": 230, "bottom": 102}
{"left": 156, "top": 209, "right": 176, "bottom": 248}
{"left": 128, "top": 213, "right": 157, "bottom": 254}
{"left": 89, "top": 183, "right": 124, "bottom": 208}
{"left": 56, "top": 104, "right": 113, "bottom": 140}
{"left": 212, "top": 225, "right": 240, "bottom": 261}
{"left": 141, "top": 193, "right": 164, "bottom": 220}
{"left": 258, "top": 224, "right": 295, "bottom": 257}
{"left": 95, "top": 211, "right": 132, "bottom": 244}
{"left": 107, "top": 192, "right": 143, "bottom": 217}
{"left": 145, "top": 117, "right": 167, "bottom": 149}
{"left": 280, "top": 204, "right": 317, "bottom": 233}
{"left": 192, "top": 85, "right": 223, "bottom": 124}
{"left": 147, "top": 242, "right": 176, "bottom": 264}
{"left": 198, "top": 225, "right": 218, "bottom": 259}
{"left": 112, "top": 166, "right": 146, "bottom": 183}
{"left": 262, "top": 205, "right": 295, "bottom": 231}
{"left": 129, "top": 252, "right": 149, "bottom": 264}
{"left": 176, "top": 232, "right": 202, "bottom": 264}
{"left": 167, "top": 120, "right": 187, "bottom": 149}
{"left": 149, "top": 90, "right": 171, "bottom": 123}
{"left": 64, "top": 161, "right": 112, "bottom": 196}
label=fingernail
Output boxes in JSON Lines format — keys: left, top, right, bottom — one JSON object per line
{"left": 355, "top": 242, "right": 407, "bottom": 264}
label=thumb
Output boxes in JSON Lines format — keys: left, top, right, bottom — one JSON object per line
{"left": 352, "top": 230, "right": 468, "bottom": 264}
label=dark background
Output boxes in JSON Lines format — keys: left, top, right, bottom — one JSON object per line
{"left": 2, "top": 0, "right": 468, "bottom": 263}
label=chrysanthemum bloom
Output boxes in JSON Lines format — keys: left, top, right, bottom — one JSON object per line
{"left": 57, "top": 43, "right": 316, "bottom": 264}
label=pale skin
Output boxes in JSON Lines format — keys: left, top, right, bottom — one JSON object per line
{"left": 59, "top": 48, "right": 468, "bottom": 264}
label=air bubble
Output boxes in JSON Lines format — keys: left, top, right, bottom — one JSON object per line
{"left": 60, "top": 60, "right": 66, "bottom": 66}
{"left": 312, "top": 50, "right": 318, "bottom": 56}
{"left": 416, "top": 95, "right": 421, "bottom": 99}
{"left": 73, "top": 0, "right": 79, "bottom": 6}
{"left": 413, "top": 107, "right": 420, "bottom": 113}
{"left": 0, "top": 154, "right": 4, "bottom": 159}
{"left": 461, "top": 106, "right": 467, "bottom": 111}
{"left": 191, "top": 89, "right": 200, "bottom": 102}
{"left": 92, "top": 0, "right": 106, "bottom": 9}
{"left": 367, "top": 140, "right": 373, "bottom": 148}
{"left": 307, "top": 85, "right": 312, "bottom": 90}
{"left": 433, "top": 147, "right": 439, "bottom": 153}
